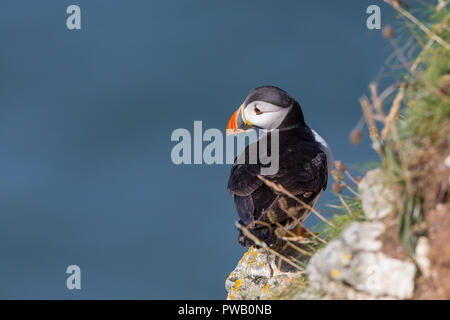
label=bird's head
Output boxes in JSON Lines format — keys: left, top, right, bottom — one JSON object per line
{"left": 226, "top": 86, "right": 306, "bottom": 135}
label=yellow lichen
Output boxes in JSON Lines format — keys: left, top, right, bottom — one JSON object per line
{"left": 240, "top": 246, "right": 253, "bottom": 263}
{"left": 228, "top": 293, "right": 234, "bottom": 300}
{"left": 262, "top": 283, "right": 270, "bottom": 292}
{"left": 341, "top": 253, "right": 351, "bottom": 263}
{"left": 241, "top": 246, "right": 256, "bottom": 264}
{"left": 331, "top": 269, "right": 340, "bottom": 278}
{"left": 233, "top": 279, "right": 242, "bottom": 289}
{"left": 247, "top": 256, "right": 256, "bottom": 266}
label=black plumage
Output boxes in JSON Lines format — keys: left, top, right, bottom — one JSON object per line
{"left": 227, "top": 86, "right": 329, "bottom": 248}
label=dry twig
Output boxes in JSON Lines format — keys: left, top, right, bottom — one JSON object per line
{"left": 383, "top": 0, "right": 450, "bottom": 50}
{"left": 257, "top": 175, "right": 336, "bottom": 228}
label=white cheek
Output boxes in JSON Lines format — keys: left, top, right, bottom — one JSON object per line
{"left": 246, "top": 111, "right": 278, "bottom": 128}
{"left": 245, "top": 105, "right": 291, "bottom": 129}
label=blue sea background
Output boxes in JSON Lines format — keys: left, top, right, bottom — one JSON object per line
{"left": 0, "top": 0, "right": 392, "bottom": 298}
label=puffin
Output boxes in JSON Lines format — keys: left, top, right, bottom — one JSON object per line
{"left": 226, "top": 86, "right": 333, "bottom": 248}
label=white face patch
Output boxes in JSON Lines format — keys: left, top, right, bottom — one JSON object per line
{"left": 243, "top": 101, "right": 292, "bottom": 130}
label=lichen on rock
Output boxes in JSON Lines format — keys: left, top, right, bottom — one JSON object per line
{"left": 307, "top": 222, "right": 416, "bottom": 299}
{"left": 226, "top": 220, "right": 417, "bottom": 300}
{"left": 225, "top": 245, "right": 303, "bottom": 300}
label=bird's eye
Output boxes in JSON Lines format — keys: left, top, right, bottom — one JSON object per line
{"left": 254, "top": 106, "right": 262, "bottom": 115}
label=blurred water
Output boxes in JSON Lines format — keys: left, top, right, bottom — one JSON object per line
{"left": 0, "top": 0, "right": 390, "bottom": 298}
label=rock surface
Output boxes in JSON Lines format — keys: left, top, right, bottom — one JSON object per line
{"left": 307, "top": 222, "right": 416, "bottom": 299}
{"left": 225, "top": 246, "right": 301, "bottom": 300}
{"left": 359, "top": 168, "right": 399, "bottom": 220}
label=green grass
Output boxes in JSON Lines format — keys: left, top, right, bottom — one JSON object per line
{"left": 379, "top": 4, "right": 449, "bottom": 254}
{"left": 313, "top": 198, "right": 365, "bottom": 250}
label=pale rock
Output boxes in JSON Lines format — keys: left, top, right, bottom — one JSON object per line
{"left": 445, "top": 155, "right": 450, "bottom": 168}
{"left": 225, "top": 246, "right": 301, "bottom": 300}
{"left": 340, "top": 222, "right": 384, "bottom": 251}
{"left": 303, "top": 278, "right": 394, "bottom": 300}
{"left": 414, "top": 237, "right": 431, "bottom": 278}
{"left": 359, "top": 168, "right": 399, "bottom": 220}
{"left": 307, "top": 221, "right": 416, "bottom": 299}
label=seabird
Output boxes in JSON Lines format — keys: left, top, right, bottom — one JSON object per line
{"left": 226, "top": 86, "right": 333, "bottom": 248}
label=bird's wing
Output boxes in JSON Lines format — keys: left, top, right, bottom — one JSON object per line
{"left": 227, "top": 145, "right": 270, "bottom": 225}
{"left": 268, "top": 142, "right": 329, "bottom": 195}
{"left": 227, "top": 160, "right": 263, "bottom": 197}
{"left": 227, "top": 141, "right": 328, "bottom": 224}
{"left": 228, "top": 141, "right": 328, "bottom": 195}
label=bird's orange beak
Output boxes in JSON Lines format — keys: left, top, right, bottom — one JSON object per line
{"left": 226, "top": 108, "right": 240, "bottom": 135}
{"left": 226, "top": 104, "right": 253, "bottom": 135}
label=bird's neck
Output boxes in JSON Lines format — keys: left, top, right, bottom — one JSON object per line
{"left": 278, "top": 101, "right": 306, "bottom": 129}
{"left": 259, "top": 125, "right": 315, "bottom": 143}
